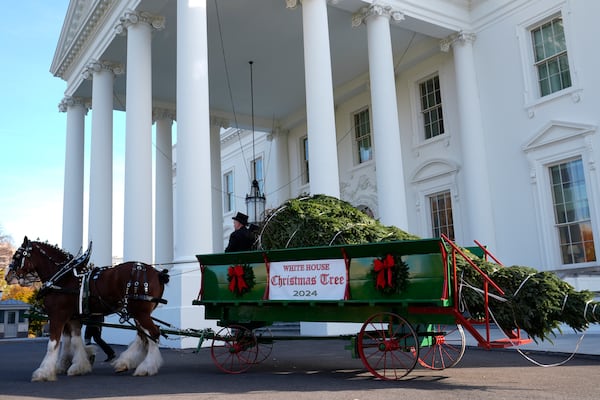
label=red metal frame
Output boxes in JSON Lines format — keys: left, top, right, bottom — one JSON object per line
{"left": 410, "top": 234, "right": 532, "bottom": 349}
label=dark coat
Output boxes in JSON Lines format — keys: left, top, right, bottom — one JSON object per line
{"left": 225, "top": 227, "right": 254, "bottom": 252}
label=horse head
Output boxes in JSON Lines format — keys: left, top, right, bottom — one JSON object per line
{"left": 6, "top": 236, "right": 38, "bottom": 286}
{"left": 6, "top": 236, "right": 74, "bottom": 286}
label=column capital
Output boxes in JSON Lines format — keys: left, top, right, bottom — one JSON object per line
{"left": 286, "top": 0, "right": 300, "bottom": 9}
{"left": 266, "top": 127, "right": 289, "bottom": 142}
{"left": 153, "top": 107, "right": 176, "bottom": 122}
{"left": 440, "top": 31, "right": 476, "bottom": 52}
{"left": 82, "top": 60, "right": 124, "bottom": 80}
{"left": 210, "top": 116, "right": 230, "bottom": 129}
{"left": 115, "top": 10, "right": 165, "bottom": 35}
{"left": 352, "top": 3, "right": 405, "bottom": 28}
{"left": 285, "top": 0, "right": 342, "bottom": 9}
{"left": 58, "top": 96, "right": 89, "bottom": 113}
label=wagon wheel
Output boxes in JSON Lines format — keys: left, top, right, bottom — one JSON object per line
{"left": 415, "top": 324, "right": 466, "bottom": 370}
{"left": 357, "top": 312, "right": 419, "bottom": 380}
{"left": 253, "top": 326, "right": 274, "bottom": 364}
{"left": 210, "top": 325, "right": 258, "bottom": 373}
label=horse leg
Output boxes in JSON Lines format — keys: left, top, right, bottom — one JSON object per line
{"left": 56, "top": 330, "right": 73, "bottom": 375}
{"left": 112, "top": 333, "right": 148, "bottom": 373}
{"left": 65, "top": 321, "right": 93, "bottom": 376}
{"left": 32, "top": 322, "right": 65, "bottom": 381}
{"left": 132, "top": 327, "right": 163, "bottom": 377}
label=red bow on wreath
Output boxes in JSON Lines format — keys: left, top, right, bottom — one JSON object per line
{"left": 374, "top": 254, "right": 395, "bottom": 289}
{"left": 228, "top": 265, "right": 249, "bottom": 294}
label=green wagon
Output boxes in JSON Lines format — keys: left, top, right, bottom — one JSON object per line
{"left": 194, "top": 237, "right": 529, "bottom": 380}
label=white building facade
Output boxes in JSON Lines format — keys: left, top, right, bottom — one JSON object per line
{"left": 52, "top": 0, "right": 600, "bottom": 346}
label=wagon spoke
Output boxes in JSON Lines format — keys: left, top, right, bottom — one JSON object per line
{"left": 357, "top": 312, "right": 418, "bottom": 380}
{"left": 211, "top": 325, "right": 258, "bottom": 374}
{"left": 416, "top": 324, "right": 466, "bottom": 370}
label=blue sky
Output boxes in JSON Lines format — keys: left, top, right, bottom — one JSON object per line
{"left": 0, "top": 1, "right": 125, "bottom": 254}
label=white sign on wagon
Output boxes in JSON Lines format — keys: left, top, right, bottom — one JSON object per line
{"left": 268, "top": 258, "right": 347, "bottom": 300}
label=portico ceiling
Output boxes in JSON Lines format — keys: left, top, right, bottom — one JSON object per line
{"left": 52, "top": 0, "right": 467, "bottom": 131}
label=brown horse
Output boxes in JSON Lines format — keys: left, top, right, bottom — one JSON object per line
{"left": 5, "top": 236, "right": 169, "bottom": 381}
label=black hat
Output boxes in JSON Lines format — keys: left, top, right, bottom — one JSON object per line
{"left": 232, "top": 212, "right": 249, "bottom": 226}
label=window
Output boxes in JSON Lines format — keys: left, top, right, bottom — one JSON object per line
{"left": 301, "top": 137, "right": 310, "bottom": 184}
{"left": 550, "top": 159, "right": 596, "bottom": 264}
{"left": 429, "top": 190, "right": 454, "bottom": 240}
{"left": 223, "top": 171, "right": 234, "bottom": 213}
{"left": 419, "top": 75, "right": 444, "bottom": 139}
{"left": 531, "top": 16, "right": 571, "bottom": 97}
{"left": 353, "top": 109, "right": 372, "bottom": 163}
{"left": 252, "top": 157, "right": 264, "bottom": 193}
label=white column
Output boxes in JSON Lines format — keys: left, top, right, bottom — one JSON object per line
{"left": 210, "top": 118, "right": 224, "bottom": 253}
{"left": 291, "top": 0, "right": 340, "bottom": 197}
{"left": 175, "top": 1, "right": 212, "bottom": 259}
{"left": 84, "top": 61, "right": 119, "bottom": 266}
{"left": 442, "top": 32, "right": 496, "bottom": 248}
{"left": 117, "top": 12, "right": 164, "bottom": 263}
{"left": 154, "top": 109, "right": 175, "bottom": 265}
{"left": 354, "top": 4, "right": 408, "bottom": 229}
{"left": 59, "top": 96, "right": 87, "bottom": 255}
{"left": 158, "top": 0, "right": 213, "bottom": 348}
{"left": 265, "top": 128, "right": 290, "bottom": 208}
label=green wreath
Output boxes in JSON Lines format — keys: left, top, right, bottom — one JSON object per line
{"left": 370, "top": 254, "right": 409, "bottom": 295}
{"left": 227, "top": 264, "right": 256, "bottom": 296}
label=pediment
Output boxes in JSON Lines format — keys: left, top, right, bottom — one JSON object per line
{"left": 522, "top": 120, "right": 596, "bottom": 153}
{"left": 411, "top": 159, "right": 459, "bottom": 183}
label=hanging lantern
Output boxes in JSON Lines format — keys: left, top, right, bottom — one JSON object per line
{"left": 245, "top": 61, "right": 266, "bottom": 226}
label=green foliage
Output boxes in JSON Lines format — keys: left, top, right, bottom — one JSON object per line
{"left": 257, "top": 194, "right": 600, "bottom": 342}
{"left": 257, "top": 194, "right": 419, "bottom": 249}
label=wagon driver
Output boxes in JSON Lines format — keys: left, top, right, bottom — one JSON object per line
{"left": 225, "top": 212, "right": 255, "bottom": 252}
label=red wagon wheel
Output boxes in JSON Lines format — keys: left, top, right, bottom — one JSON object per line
{"left": 357, "top": 312, "right": 419, "bottom": 380}
{"left": 253, "top": 326, "right": 274, "bottom": 364}
{"left": 416, "top": 324, "right": 466, "bottom": 370}
{"left": 211, "top": 325, "right": 258, "bottom": 373}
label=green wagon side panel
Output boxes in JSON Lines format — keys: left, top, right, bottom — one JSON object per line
{"left": 195, "top": 239, "right": 454, "bottom": 325}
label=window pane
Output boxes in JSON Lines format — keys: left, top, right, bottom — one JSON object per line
{"left": 354, "top": 109, "right": 372, "bottom": 164}
{"left": 532, "top": 16, "right": 571, "bottom": 97}
{"left": 429, "top": 191, "right": 454, "bottom": 240}
{"left": 550, "top": 159, "right": 596, "bottom": 264}
{"left": 419, "top": 76, "right": 444, "bottom": 140}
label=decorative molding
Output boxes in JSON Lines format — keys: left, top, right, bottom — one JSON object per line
{"left": 440, "top": 31, "right": 476, "bottom": 52}
{"left": 266, "top": 128, "right": 289, "bottom": 142}
{"left": 115, "top": 10, "right": 165, "bottom": 36}
{"left": 52, "top": 0, "right": 113, "bottom": 79}
{"left": 411, "top": 159, "right": 459, "bottom": 184}
{"left": 352, "top": 3, "right": 405, "bottom": 28}
{"left": 522, "top": 120, "right": 597, "bottom": 153}
{"left": 285, "top": 0, "right": 299, "bottom": 9}
{"left": 81, "top": 60, "right": 124, "bottom": 80}
{"left": 210, "top": 116, "right": 230, "bottom": 129}
{"left": 153, "top": 108, "right": 176, "bottom": 122}
{"left": 58, "top": 96, "right": 89, "bottom": 113}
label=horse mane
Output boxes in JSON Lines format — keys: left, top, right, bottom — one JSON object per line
{"left": 32, "top": 241, "right": 74, "bottom": 263}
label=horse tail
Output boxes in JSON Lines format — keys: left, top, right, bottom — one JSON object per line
{"left": 158, "top": 268, "right": 170, "bottom": 284}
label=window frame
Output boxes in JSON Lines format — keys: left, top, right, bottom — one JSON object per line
{"left": 252, "top": 156, "right": 264, "bottom": 194}
{"left": 352, "top": 107, "right": 373, "bottom": 165}
{"left": 517, "top": 5, "right": 580, "bottom": 111}
{"left": 418, "top": 75, "right": 445, "bottom": 140}
{"left": 300, "top": 136, "right": 310, "bottom": 185}
{"left": 223, "top": 170, "right": 234, "bottom": 214}
{"left": 548, "top": 157, "right": 596, "bottom": 265}
{"left": 428, "top": 190, "right": 455, "bottom": 240}
{"left": 523, "top": 121, "right": 599, "bottom": 269}
{"left": 409, "top": 67, "right": 451, "bottom": 148}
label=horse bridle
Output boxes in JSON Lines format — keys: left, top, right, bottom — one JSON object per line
{"left": 9, "top": 241, "right": 38, "bottom": 284}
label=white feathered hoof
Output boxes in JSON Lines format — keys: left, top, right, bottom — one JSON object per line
{"left": 31, "top": 368, "right": 57, "bottom": 382}
{"left": 66, "top": 360, "right": 93, "bottom": 376}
